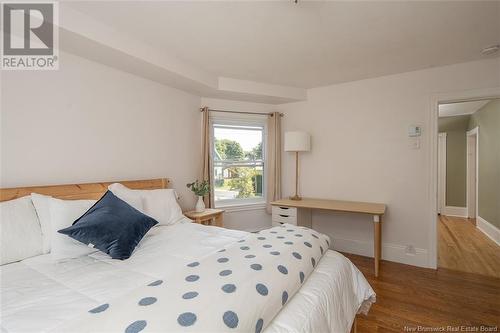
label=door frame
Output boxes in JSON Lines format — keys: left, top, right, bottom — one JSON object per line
{"left": 437, "top": 132, "right": 447, "bottom": 214}
{"left": 466, "top": 127, "right": 479, "bottom": 219}
{"left": 428, "top": 87, "right": 500, "bottom": 269}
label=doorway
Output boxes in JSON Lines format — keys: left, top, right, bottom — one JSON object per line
{"left": 466, "top": 127, "right": 478, "bottom": 221}
{"left": 437, "top": 133, "right": 447, "bottom": 215}
{"left": 436, "top": 98, "right": 500, "bottom": 278}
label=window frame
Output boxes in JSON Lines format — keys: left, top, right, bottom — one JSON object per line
{"left": 210, "top": 113, "right": 267, "bottom": 209}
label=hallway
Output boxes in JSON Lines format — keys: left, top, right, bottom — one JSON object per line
{"left": 438, "top": 215, "right": 500, "bottom": 278}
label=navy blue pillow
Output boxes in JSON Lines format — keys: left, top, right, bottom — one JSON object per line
{"left": 58, "top": 191, "right": 158, "bottom": 260}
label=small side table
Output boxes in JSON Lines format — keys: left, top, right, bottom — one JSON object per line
{"left": 184, "top": 209, "right": 225, "bottom": 227}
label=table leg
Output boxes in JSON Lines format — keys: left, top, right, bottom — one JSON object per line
{"left": 215, "top": 214, "right": 224, "bottom": 227}
{"left": 373, "top": 215, "right": 382, "bottom": 277}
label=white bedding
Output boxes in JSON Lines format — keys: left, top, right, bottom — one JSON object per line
{"left": 0, "top": 219, "right": 375, "bottom": 333}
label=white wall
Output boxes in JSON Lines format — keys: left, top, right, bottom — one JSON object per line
{"left": 200, "top": 98, "right": 276, "bottom": 231}
{"left": 1, "top": 51, "right": 201, "bottom": 210}
{"left": 201, "top": 98, "right": 277, "bottom": 114}
{"left": 2, "top": 50, "right": 499, "bottom": 268}
{"left": 276, "top": 58, "right": 500, "bottom": 267}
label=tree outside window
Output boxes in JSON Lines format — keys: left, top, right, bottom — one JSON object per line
{"left": 212, "top": 124, "right": 265, "bottom": 205}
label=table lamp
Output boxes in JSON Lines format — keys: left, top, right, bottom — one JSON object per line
{"left": 284, "top": 131, "right": 310, "bottom": 200}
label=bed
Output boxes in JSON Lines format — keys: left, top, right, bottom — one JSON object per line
{"left": 0, "top": 178, "right": 375, "bottom": 333}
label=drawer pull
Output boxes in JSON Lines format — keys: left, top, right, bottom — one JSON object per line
{"left": 279, "top": 207, "right": 290, "bottom": 210}
{"left": 279, "top": 214, "right": 289, "bottom": 218}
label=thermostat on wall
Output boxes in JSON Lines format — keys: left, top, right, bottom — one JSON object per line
{"left": 408, "top": 125, "right": 422, "bottom": 137}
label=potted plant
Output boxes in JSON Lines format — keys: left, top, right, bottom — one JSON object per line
{"left": 186, "top": 180, "right": 210, "bottom": 212}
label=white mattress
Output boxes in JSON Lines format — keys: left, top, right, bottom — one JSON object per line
{"left": 1, "top": 219, "right": 374, "bottom": 333}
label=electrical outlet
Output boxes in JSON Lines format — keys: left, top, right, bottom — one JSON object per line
{"left": 405, "top": 245, "right": 416, "bottom": 255}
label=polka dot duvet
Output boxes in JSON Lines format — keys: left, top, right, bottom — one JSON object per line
{"left": 52, "top": 224, "right": 355, "bottom": 333}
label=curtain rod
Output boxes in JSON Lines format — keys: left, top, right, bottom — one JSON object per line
{"left": 200, "top": 107, "right": 284, "bottom": 117}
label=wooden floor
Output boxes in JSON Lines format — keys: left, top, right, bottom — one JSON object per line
{"left": 438, "top": 215, "right": 500, "bottom": 278}
{"left": 345, "top": 253, "right": 500, "bottom": 333}
{"left": 346, "top": 215, "right": 500, "bottom": 332}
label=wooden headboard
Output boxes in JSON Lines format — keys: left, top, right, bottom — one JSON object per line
{"left": 0, "top": 178, "right": 170, "bottom": 202}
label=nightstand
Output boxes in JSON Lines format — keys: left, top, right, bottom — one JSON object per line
{"left": 184, "top": 209, "right": 225, "bottom": 227}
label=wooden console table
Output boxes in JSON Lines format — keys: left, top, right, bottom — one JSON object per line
{"left": 271, "top": 198, "right": 386, "bottom": 277}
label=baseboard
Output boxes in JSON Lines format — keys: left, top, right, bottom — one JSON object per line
{"left": 477, "top": 216, "right": 500, "bottom": 246}
{"left": 331, "top": 236, "right": 429, "bottom": 268}
{"left": 443, "top": 206, "right": 468, "bottom": 218}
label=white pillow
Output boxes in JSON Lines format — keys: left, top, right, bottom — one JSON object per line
{"left": 1, "top": 196, "right": 43, "bottom": 265}
{"left": 49, "top": 197, "right": 97, "bottom": 260}
{"left": 141, "top": 188, "right": 184, "bottom": 226}
{"left": 107, "top": 183, "right": 144, "bottom": 212}
{"left": 31, "top": 193, "right": 52, "bottom": 254}
{"left": 108, "top": 183, "right": 183, "bottom": 226}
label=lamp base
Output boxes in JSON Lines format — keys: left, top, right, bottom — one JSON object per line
{"left": 289, "top": 195, "right": 302, "bottom": 201}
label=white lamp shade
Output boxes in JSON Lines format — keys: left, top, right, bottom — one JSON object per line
{"left": 284, "top": 131, "right": 311, "bottom": 152}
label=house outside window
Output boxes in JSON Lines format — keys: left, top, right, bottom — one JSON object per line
{"left": 211, "top": 115, "right": 266, "bottom": 208}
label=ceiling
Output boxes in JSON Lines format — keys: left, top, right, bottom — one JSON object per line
{"left": 438, "top": 115, "right": 471, "bottom": 132}
{"left": 439, "top": 100, "right": 491, "bottom": 118}
{"left": 65, "top": 1, "right": 500, "bottom": 89}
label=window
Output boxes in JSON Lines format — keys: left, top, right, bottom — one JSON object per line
{"left": 212, "top": 116, "right": 266, "bottom": 207}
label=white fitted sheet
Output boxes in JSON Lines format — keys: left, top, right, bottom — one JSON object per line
{"left": 1, "top": 219, "right": 375, "bottom": 333}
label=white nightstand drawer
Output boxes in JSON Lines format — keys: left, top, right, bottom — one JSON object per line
{"left": 272, "top": 206, "right": 297, "bottom": 217}
{"left": 272, "top": 213, "right": 297, "bottom": 225}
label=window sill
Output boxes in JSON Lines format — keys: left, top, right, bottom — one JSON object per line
{"left": 215, "top": 202, "right": 267, "bottom": 212}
